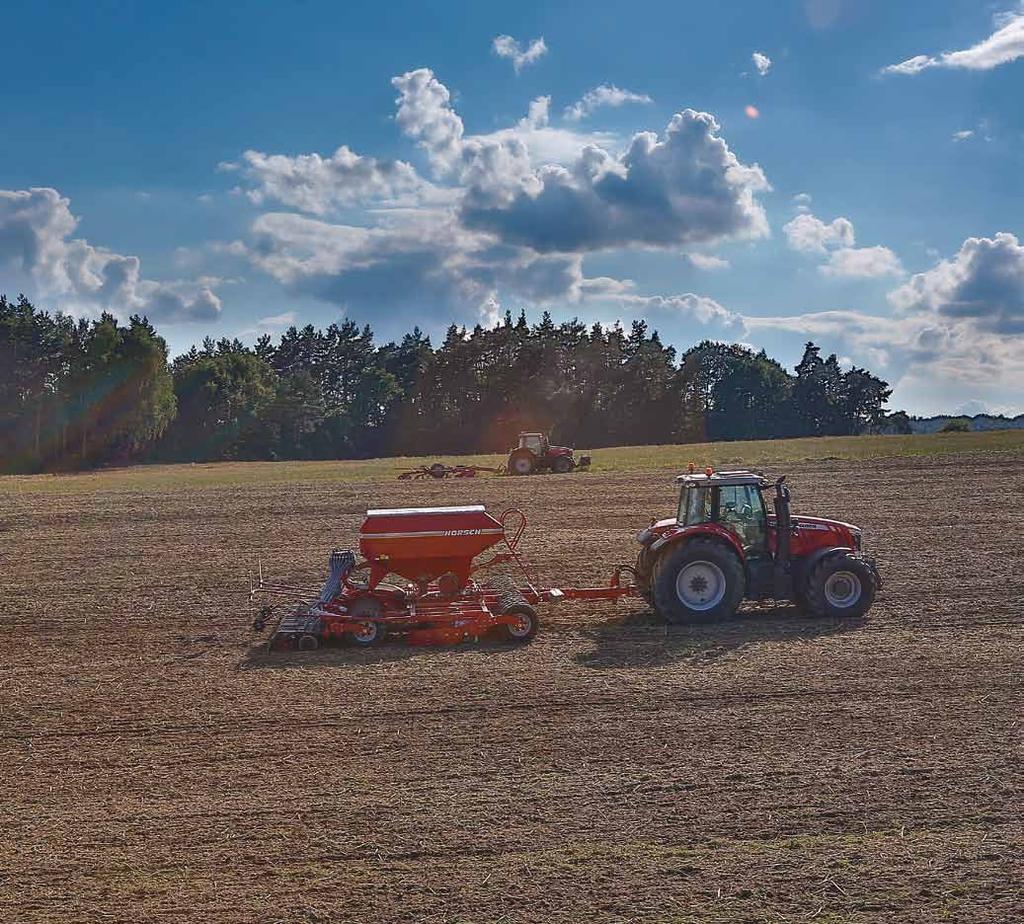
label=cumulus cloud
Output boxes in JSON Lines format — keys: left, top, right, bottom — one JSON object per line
{"left": 240, "top": 209, "right": 592, "bottom": 314}
{"left": 823, "top": 245, "right": 904, "bottom": 278}
{"left": 492, "top": 35, "right": 547, "bottom": 72}
{"left": 0, "top": 187, "right": 220, "bottom": 322}
{"left": 563, "top": 84, "right": 654, "bottom": 121}
{"left": 888, "top": 232, "right": 1024, "bottom": 334}
{"left": 784, "top": 211, "right": 902, "bottom": 278}
{"left": 882, "top": 9, "right": 1024, "bottom": 74}
{"left": 752, "top": 52, "right": 772, "bottom": 75}
{"left": 783, "top": 213, "right": 855, "bottom": 253}
{"left": 461, "top": 108, "right": 770, "bottom": 252}
{"left": 744, "top": 234, "right": 1024, "bottom": 411}
{"left": 223, "top": 69, "right": 764, "bottom": 329}
{"left": 238, "top": 146, "right": 428, "bottom": 214}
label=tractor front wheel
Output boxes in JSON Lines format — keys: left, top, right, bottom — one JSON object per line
{"left": 653, "top": 539, "right": 745, "bottom": 624}
{"left": 803, "top": 553, "right": 876, "bottom": 619}
{"left": 552, "top": 455, "right": 574, "bottom": 474}
{"left": 508, "top": 449, "right": 536, "bottom": 475}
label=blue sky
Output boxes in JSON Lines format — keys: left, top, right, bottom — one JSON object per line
{"left": 1, "top": 0, "right": 1022, "bottom": 415}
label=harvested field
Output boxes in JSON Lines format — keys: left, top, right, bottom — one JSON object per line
{"left": 1, "top": 446, "right": 1022, "bottom": 923}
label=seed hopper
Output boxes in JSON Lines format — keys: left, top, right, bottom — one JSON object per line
{"left": 252, "top": 504, "right": 638, "bottom": 650}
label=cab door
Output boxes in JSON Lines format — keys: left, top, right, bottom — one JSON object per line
{"left": 716, "top": 485, "right": 768, "bottom": 555}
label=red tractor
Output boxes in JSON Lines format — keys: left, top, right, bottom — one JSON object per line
{"left": 635, "top": 468, "right": 881, "bottom": 622}
{"left": 507, "top": 432, "right": 591, "bottom": 475}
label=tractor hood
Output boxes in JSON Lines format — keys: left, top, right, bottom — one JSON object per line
{"left": 548, "top": 445, "right": 575, "bottom": 455}
{"left": 770, "top": 514, "right": 862, "bottom": 549}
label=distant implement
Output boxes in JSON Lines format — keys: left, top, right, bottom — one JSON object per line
{"left": 396, "top": 432, "right": 591, "bottom": 480}
{"left": 398, "top": 463, "right": 501, "bottom": 480}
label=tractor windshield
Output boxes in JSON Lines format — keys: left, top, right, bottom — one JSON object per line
{"left": 679, "top": 485, "right": 712, "bottom": 526}
{"left": 521, "top": 434, "right": 544, "bottom": 453}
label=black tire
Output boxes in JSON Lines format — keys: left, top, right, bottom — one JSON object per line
{"left": 551, "top": 455, "right": 574, "bottom": 474}
{"left": 298, "top": 633, "right": 321, "bottom": 651}
{"left": 507, "top": 448, "right": 536, "bottom": 475}
{"left": 803, "top": 553, "right": 876, "bottom": 619}
{"left": 498, "top": 602, "right": 538, "bottom": 643}
{"left": 652, "top": 538, "right": 745, "bottom": 624}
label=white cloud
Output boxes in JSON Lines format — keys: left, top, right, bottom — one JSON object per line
{"left": 240, "top": 209, "right": 594, "bottom": 319}
{"left": 882, "top": 9, "right": 1024, "bottom": 74}
{"left": 784, "top": 211, "right": 902, "bottom": 278}
{"left": 519, "top": 96, "right": 551, "bottom": 130}
{"left": 822, "top": 245, "right": 904, "bottom": 278}
{"left": 686, "top": 253, "right": 730, "bottom": 271}
{"left": 255, "top": 310, "right": 297, "bottom": 330}
{"left": 783, "top": 212, "right": 855, "bottom": 253}
{"left": 888, "top": 232, "right": 1024, "bottom": 334}
{"left": 238, "top": 146, "right": 427, "bottom": 215}
{"left": 793, "top": 192, "right": 813, "bottom": 213}
{"left": 392, "top": 69, "right": 468, "bottom": 175}
{"left": 563, "top": 84, "right": 654, "bottom": 121}
{"left": 492, "top": 35, "right": 548, "bottom": 73}
{"left": 0, "top": 187, "right": 220, "bottom": 322}
{"left": 621, "top": 292, "right": 744, "bottom": 329}
{"left": 239, "top": 310, "right": 299, "bottom": 337}
{"left": 388, "top": 70, "right": 769, "bottom": 254}
{"left": 952, "top": 130, "right": 975, "bottom": 141}
{"left": 752, "top": 52, "right": 772, "bottom": 76}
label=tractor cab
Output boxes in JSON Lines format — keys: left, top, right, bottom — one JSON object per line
{"left": 519, "top": 432, "right": 548, "bottom": 455}
{"left": 676, "top": 470, "right": 772, "bottom": 555}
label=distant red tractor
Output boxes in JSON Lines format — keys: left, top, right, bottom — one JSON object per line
{"left": 635, "top": 468, "right": 881, "bottom": 622}
{"left": 507, "top": 432, "right": 591, "bottom": 475}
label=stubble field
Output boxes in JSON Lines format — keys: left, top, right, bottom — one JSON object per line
{"left": 1, "top": 438, "right": 1022, "bottom": 923}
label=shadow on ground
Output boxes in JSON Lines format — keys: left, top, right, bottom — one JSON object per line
{"left": 572, "top": 604, "right": 866, "bottom": 670}
{"left": 236, "top": 634, "right": 528, "bottom": 671}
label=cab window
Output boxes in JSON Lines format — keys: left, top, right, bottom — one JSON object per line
{"left": 679, "top": 485, "right": 711, "bottom": 525}
{"left": 717, "top": 485, "right": 767, "bottom": 551}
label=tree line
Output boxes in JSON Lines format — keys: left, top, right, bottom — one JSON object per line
{"left": 0, "top": 293, "right": 905, "bottom": 473}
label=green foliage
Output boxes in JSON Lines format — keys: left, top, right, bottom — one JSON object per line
{"left": 1, "top": 295, "right": 900, "bottom": 471}
{"left": 939, "top": 417, "right": 971, "bottom": 433}
{"left": 0, "top": 296, "right": 174, "bottom": 472}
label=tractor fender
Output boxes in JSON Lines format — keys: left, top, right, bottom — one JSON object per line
{"left": 792, "top": 546, "right": 854, "bottom": 591}
{"left": 650, "top": 524, "right": 745, "bottom": 562}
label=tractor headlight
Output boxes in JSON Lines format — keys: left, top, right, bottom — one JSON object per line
{"left": 636, "top": 527, "right": 653, "bottom": 546}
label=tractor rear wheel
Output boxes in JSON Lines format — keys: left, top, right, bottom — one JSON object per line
{"left": 508, "top": 448, "right": 536, "bottom": 475}
{"left": 653, "top": 539, "right": 745, "bottom": 624}
{"left": 803, "top": 553, "right": 876, "bottom": 619}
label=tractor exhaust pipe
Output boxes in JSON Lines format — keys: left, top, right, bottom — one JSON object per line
{"left": 773, "top": 476, "right": 792, "bottom": 597}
